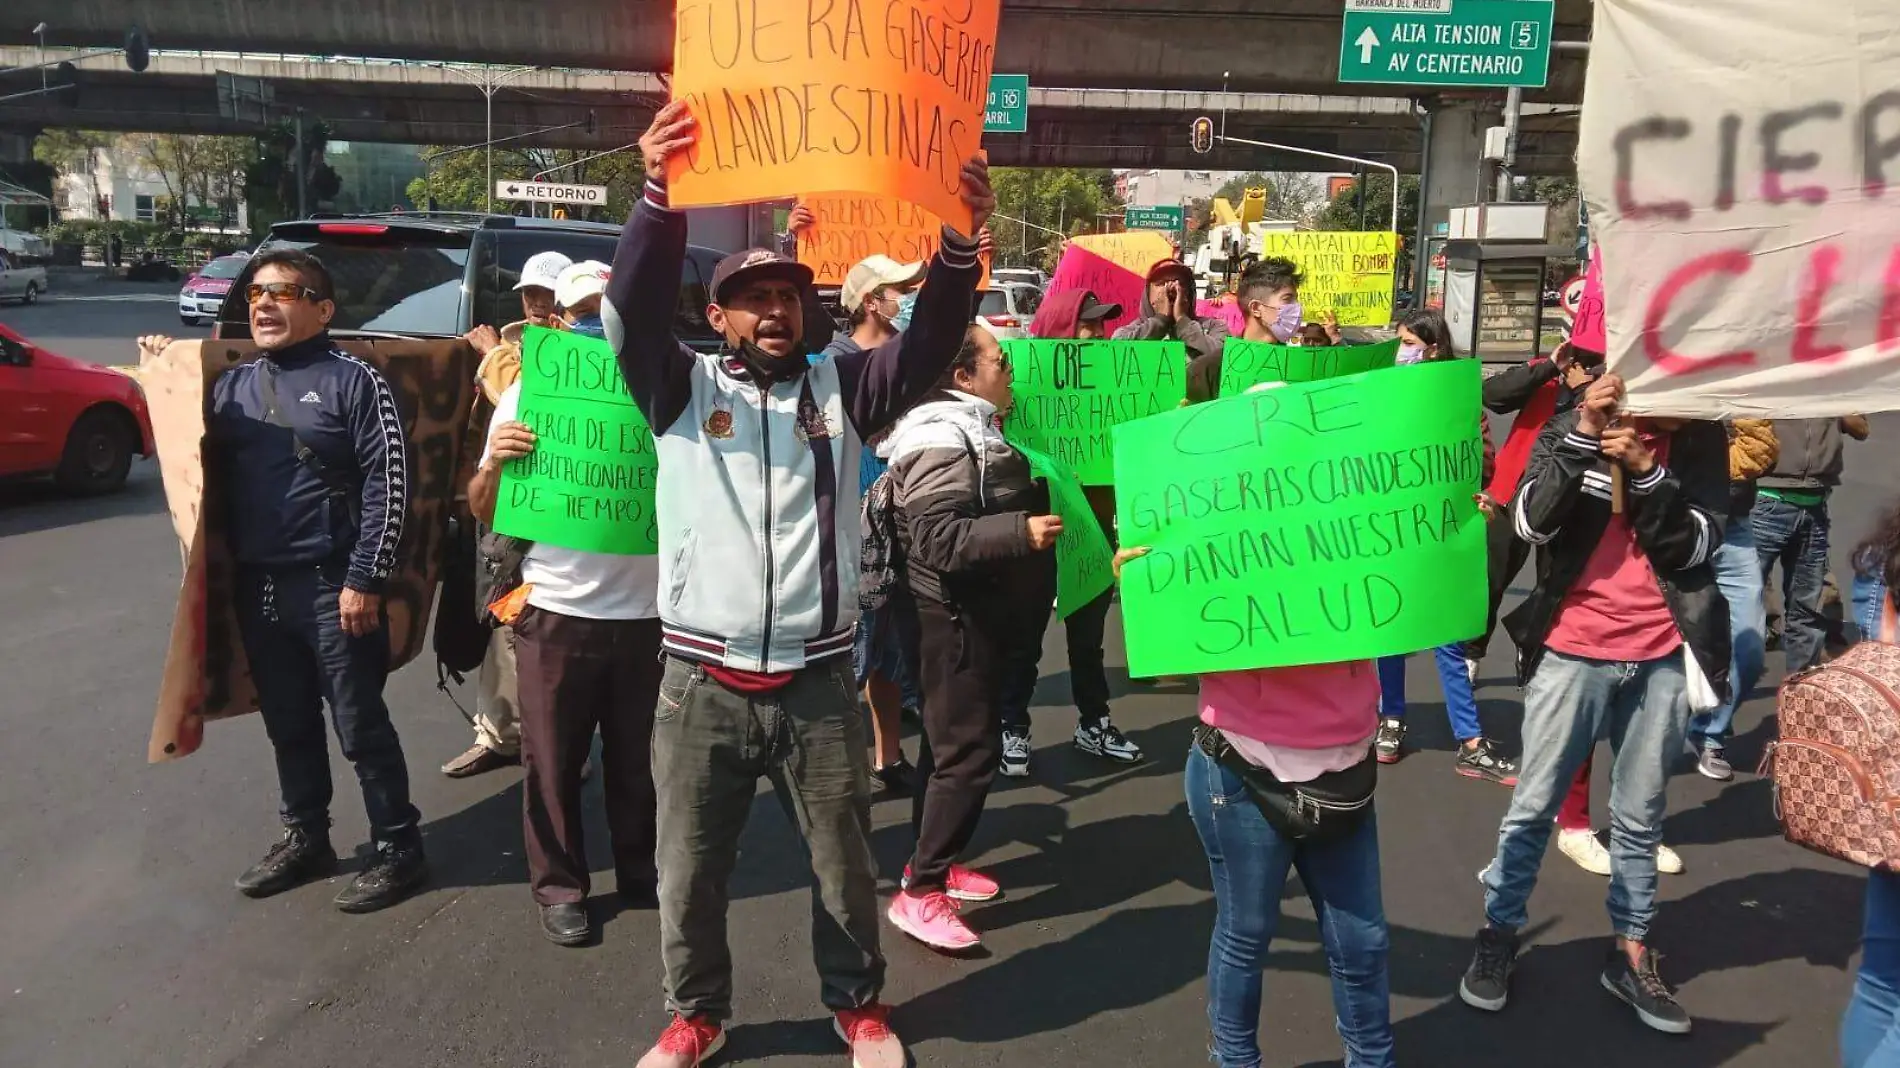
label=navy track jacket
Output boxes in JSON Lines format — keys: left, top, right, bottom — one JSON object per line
{"left": 208, "top": 333, "right": 408, "bottom": 593}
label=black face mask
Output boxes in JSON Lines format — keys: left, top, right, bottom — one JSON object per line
{"left": 725, "top": 336, "right": 808, "bottom": 386}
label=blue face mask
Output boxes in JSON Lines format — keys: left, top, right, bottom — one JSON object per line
{"left": 567, "top": 314, "right": 605, "bottom": 338}
{"left": 893, "top": 291, "right": 918, "bottom": 332}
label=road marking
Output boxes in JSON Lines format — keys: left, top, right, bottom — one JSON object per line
{"left": 45, "top": 293, "right": 180, "bottom": 304}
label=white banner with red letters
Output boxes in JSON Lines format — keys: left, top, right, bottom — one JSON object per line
{"left": 1577, "top": 0, "right": 1900, "bottom": 418}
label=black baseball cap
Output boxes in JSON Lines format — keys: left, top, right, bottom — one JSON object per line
{"left": 1077, "top": 294, "right": 1122, "bottom": 321}
{"left": 709, "top": 248, "right": 815, "bottom": 305}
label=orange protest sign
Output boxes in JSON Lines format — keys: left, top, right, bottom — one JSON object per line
{"left": 667, "top": 0, "right": 1000, "bottom": 235}
{"left": 797, "top": 193, "right": 990, "bottom": 289}
{"left": 1068, "top": 231, "right": 1178, "bottom": 276}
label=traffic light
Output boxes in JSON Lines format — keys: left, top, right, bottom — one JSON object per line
{"left": 1190, "top": 116, "right": 1214, "bottom": 155}
{"left": 125, "top": 25, "right": 149, "bottom": 72}
{"left": 584, "top": 109, "right": 597, "bottom": 136}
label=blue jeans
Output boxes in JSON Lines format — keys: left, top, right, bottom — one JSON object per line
{"left": 1754, "top": 494, "right": 1832, "bottom": 674}
{"left": 1185, "top": 744, "right": 1394, "bottom": 1068}
{"left": 852, "top": 596, "right": 921, "bottom": 708}
{"left": 1690, "top": 518, "right": 1767, "bottom": 750}
{"left": 1375, "top": 645, "right": 1482, "bottom": 741}
{"left": 1482, "top": 649, "right": 1689, "bottom": 943}
{"left": 1853, "top": 572, "right": 1891, "bottom": 644}
{"left": 1844, "top": 869, "right": 1900, "bottom": 1068}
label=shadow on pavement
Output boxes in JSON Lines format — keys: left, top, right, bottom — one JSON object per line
{"left": 0, "top": 461, "right": 165, "bottom": 538}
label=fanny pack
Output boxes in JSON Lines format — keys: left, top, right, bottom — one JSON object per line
{"left": 1194, "top": 724, "right": 1377, "bottom": 844}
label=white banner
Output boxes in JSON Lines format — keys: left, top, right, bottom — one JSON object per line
{"left": 1578, "top": 0, "right": 1900, "bottom": 418}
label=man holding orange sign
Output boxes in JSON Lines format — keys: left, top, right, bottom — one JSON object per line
{"left": 613, "top": 100, "right": 994, "bottom": 1068}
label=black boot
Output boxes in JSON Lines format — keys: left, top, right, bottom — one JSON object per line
{"left": 236, "top": 827, "right": 338, "bottom": 899}
{"left": 334, "top": 840, "right": 428, "bottom": 914}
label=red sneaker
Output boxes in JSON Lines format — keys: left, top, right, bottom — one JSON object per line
{"left": 635, "top": 1014, "right": 725, "bottom": 1068}
{"left": 833, "top": 1001, "right": 906, "bottom": 1068}
{"left": 902, "top": 863, "right": 1000, "bottom": 903}
{"left": 887, "top": 888, "right": 980, "bottom": 951}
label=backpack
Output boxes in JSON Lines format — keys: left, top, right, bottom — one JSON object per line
{"left": 858, "top": 469, "right": 903, "bottom": 612}
{"left": 1763, "top": 640, "right": 1900, "bottom": 870}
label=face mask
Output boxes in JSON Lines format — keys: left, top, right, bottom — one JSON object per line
{"left": 567, "top": 314, "right": 605, "bottom": 338}
{"left": 893, "top": 291, "right": 918, "bottom": 332}
{"left": 1273, "top": 301, "right": 1303, "bottom": 340}
{"left": 1396, "top": 343, "right": 1427, "bottom": 365}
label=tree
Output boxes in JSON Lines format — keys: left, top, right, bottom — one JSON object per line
{"left": 986, "top": 167, "right": 1120, "bottom": 270}
{"left": 246, "top": 119, "right": 342, "bottom": 232}
{"left": 1316, "top": 173, "right": 1421, "bottom": 283}
{"left": 121, "top": 133, "right": 251, "bottom": 229}
{"left": 32, "top": 129, "right": 115, "bottom": 215}
{"left": 406, "top": 144, "right": 645, "bottom": 222}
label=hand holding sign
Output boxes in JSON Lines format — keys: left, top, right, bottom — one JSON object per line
{"left": 1027, "top": 514, "right": 1064, "bottom": 550}
{"left": 1576, "top": 372, "right": 1624, "bottom": 437}
{"left": 485, "top": 420, "right": 536, "bottom": 467}
{"left": 640, "top": 101, "right": 697, "bottom": 176}
{"left": 959, "top": 156, "right": 997, "bottom": 237}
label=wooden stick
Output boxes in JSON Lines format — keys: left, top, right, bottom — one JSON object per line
{"left": 1610, "top": 465, "right": 1626, "bottom": 514}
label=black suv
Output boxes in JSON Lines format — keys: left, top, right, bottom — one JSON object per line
{"left": 212, "top": 212, "right": 728, "bottom": 351}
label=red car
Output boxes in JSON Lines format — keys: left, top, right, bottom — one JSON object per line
{"left": 0, "top": 323, "right": 155, "bottom": 493}
{"left": 178, "top": 253, "right": 249, "bottom": 326}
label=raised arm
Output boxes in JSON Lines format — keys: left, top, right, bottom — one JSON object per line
{"left": 603, "top": 102, "right": 700, "bottom": 434}
{"left": 1483, "top": 356, "right": 1560, "bottom": 414}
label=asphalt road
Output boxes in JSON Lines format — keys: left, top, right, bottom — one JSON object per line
{"left": 0, "top": 283, "right": 1893, "bottom": 1068}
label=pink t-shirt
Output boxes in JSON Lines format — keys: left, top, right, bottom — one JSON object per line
{"left": 1544, "top": 439, "right": 1683, "bottom": 662}
{"left": 1200, "top": 661, "right": 1379, "bottom": 783}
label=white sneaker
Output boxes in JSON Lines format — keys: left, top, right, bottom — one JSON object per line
{"left": 1557, "top": 828, "right": 1613, "bottom": 876}
{"left": 1656, "top": 843, "right": 1685, "bottom": 875}
{"left": 1465, "top": 657, "right": 1480, "bottom": 685}
{"left": 1074, "top": 720, "right": 1142, "bottom": 763}
{"left": 1000, "top": 729, "right": 1031, "bottom": 778}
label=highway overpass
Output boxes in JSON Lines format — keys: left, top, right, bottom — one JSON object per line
{"left": 0, "top": 0, "right": 1592, "bottom": 100}
{"left": 0, "top": 49, "right": 1579, "bottom": 174}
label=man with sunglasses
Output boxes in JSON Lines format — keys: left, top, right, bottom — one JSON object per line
{"left": 146, "top": 247, "right": 427, "bottom": 914}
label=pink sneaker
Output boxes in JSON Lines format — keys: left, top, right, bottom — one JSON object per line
{"left": 887, "top": 889, "right": 980, "bottom": 951}
{"left": 833, "top": 1002, "right": 906, "bottom": 1068}
{"left": 635, "top": 1014, "right": 725, "bottom": 1068}
{"left": 902, "top": 863, "right": 1000, "bottom": 903}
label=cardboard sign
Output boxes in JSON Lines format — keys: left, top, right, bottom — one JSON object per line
{"left": 797, "top": 193, "right": 990, "bottom": 289}
{"left": 667, "top": 0, "right": 1002, "bottom": 233}
{"left": 1258, "top": 230, "right": 1400, "bottom": 327}
{"left": 1045, "top": 231, "right": 1176, "bottom": 337}
{"left": 1003, "top": 339, "right": 1188, "bottom": 485}
{"left": 146, "top": 339, "right": 476, "bottom": 762}
{"left": 1112, "top": 359, "right": 1486, "bottom": 676}
{"left": 1578, "top": 0, "right": 1900, "bottom": 418}
{"left": 1015, "top": 441, "right": 1115, "bottom": 620}
{"left": 1218, "top": 337, "right": 1401, "bottom": 397}
{"left": 492, "top": 327, "right": 658, "bottom": 555}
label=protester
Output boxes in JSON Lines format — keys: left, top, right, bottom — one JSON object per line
{"left": 1852, "top": 501, "right": 1900, "bottom": 643}
{"left": 1185, "top": 257, "right": 1303, "bottom": 403}
{"left": 1755, "top": 416, "right": 1871, "bottom": 675}
{"left": 1108, "top": 544, "right": 1394, "bottom": 1068}
{"left": 1843, "top": 509, "right": 1900, "bottom": 1068}
{"left": 824, "top": 253, "right": 930, "bottom": 789}
{"left": 443, "top": 248, "right": 574, "bottom": 779}
{"left": 142, "top": 247, "right": 425, "bottom": 913}
{"left": 1460, "top": 374, "right": 1729, "bottom": 1033}
{"left": 997, "top": 288, "right": 1141, "bottom": 777}
{"left": 1113, "top": 257, "right": 1230, "bottom": 361}
{"left": 610, "top": 102, "right": 991, "bottom": 1068}
{"left": 1683, "top": 419, "right": 1779, "bottom": 781}
{"left": 881, "top": 327, "right": 1061, "bottom": 950}
{"left": 1373, "top": 311, "right": 1515, "bottom": 784}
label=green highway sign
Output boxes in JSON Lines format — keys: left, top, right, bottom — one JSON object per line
{"left": 1338, "top": 0, "right": 1554, "bottom": 89}
{"left": 985, "top": 74, "right": 1029, "bottom": 134}
{"left": 1124, "top": 206, "right": 1185, "bottom": 232}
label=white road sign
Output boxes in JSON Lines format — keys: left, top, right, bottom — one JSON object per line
{"left": 494, "top": 180, "right": 608, "bottom": 205}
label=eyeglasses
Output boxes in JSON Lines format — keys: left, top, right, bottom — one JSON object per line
{"left": 994, "top": 353, "right": 1012, "bottom": 374}
{"left": 245, "top": 282, "right": 321, "bottom": 305}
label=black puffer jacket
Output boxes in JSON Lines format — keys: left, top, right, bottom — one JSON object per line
{"left": 1503, "top": 410, "right": 1732, "bottom": 699}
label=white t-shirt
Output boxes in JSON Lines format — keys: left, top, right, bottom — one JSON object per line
{"left": 484, "top": 383, "right": 660, "bottom": 621}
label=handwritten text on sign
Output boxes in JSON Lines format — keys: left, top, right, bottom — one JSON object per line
{"left": 494, "top": 327, "right": 659, "bottom": 555}
{"left": 1047, "top": 241, "right": 1147, "bottom": 336}
{"left": 1015, "top": 442, "right": 1115, "bottom": 619}
{"left": 1003, "top": 339, "right": 1187, "bottom": 485}
{"left": 668, "top": 0, "right": 1002, "bottom": 233}
{"left": 1218, "top": 337, "right": 1400, "bottom": 397}
{"left": 1258, "top": 231, "right": 1399, "bottom": 327}
{"left": 1578, "top": 0, "right": 1900, "bottom": 418}
{"left": 797, "top": 193, "right": 990, "bottom": 288}
{"left": 1112, "top": 359, "right": 1486, "bottom": 676}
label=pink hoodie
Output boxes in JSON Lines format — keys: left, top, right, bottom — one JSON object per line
{"left": 1199, "top": 661, "right": 1379, "bottom": 750}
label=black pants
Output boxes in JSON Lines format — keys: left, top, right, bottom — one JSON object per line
{"left": 999, "top": 486, "right": 1117, "bottom": 732}
{"left": 235, "top": 564, "right": 420, "bottom": 848}
{"left": 1468, "top": 505, "right": 1533, "bottom": 661}
{"left": 904, "top": 595, "right": 1009, "bottom": 892}
{"left": 513, "top": 607, "right": 661, "bottom": 905}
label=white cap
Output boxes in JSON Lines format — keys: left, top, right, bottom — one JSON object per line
{"left": 515, "top": 250, "right": 574, "bottom": 292}
{"left": 555, "top": 260, "right": 611, "bottom": 310}
{"left": 840, "top": 254, "right": 927, "bottom": 313}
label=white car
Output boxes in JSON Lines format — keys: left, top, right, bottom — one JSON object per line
{"left": 0, "top": 250, "right": 47, "bottom": 305}
{"left": 973, "top": 283, "right": 1043, "bottom": 342}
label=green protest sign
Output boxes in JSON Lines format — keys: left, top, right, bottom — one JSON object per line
{"left": 1112, "top": 358, "right": 1485, "bottom": 676}
{"left": 492, "top": 326, "right": 659, "bottom": 555}
{"left": 1003, "top": 339, "right": 1188, "bottom": 485}
{"left": 1015, "top": 441, "right": 1115, "bottom": 620}
{"left": 1218, "top": 337, "right": 1400, "bottom": 398}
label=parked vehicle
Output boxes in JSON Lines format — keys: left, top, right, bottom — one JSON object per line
{"left": 0, "top": 248, "right": 48, "bottom": 305}
{"left": 989, "top": 267, "right": 1048, "bottom": 291}
{"left": 178, "top": 253, "right": 251, "bottom": 326}
{"left": 0, "top": 323, "right": 155, "bottom": 494}
{"left": 972, "top": 283, "right": 1043, "bottom": 342}
{"left": 125, "top": 252, "right": 182, "bottom": 283}
{"left": 213, "top": 213, "right": 727, "bottom": 351}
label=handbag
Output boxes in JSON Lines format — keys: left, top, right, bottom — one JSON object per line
{"left": 1194, "top": 724, "right": 1377, "bottom": 844}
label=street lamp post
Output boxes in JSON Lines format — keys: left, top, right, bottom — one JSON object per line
{"left": 437, "top": 63, "right": 540, "bottom": 213}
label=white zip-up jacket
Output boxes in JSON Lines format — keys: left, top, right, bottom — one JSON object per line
{"left": 603, "top": 179, "right": 982, "bottom": 671}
